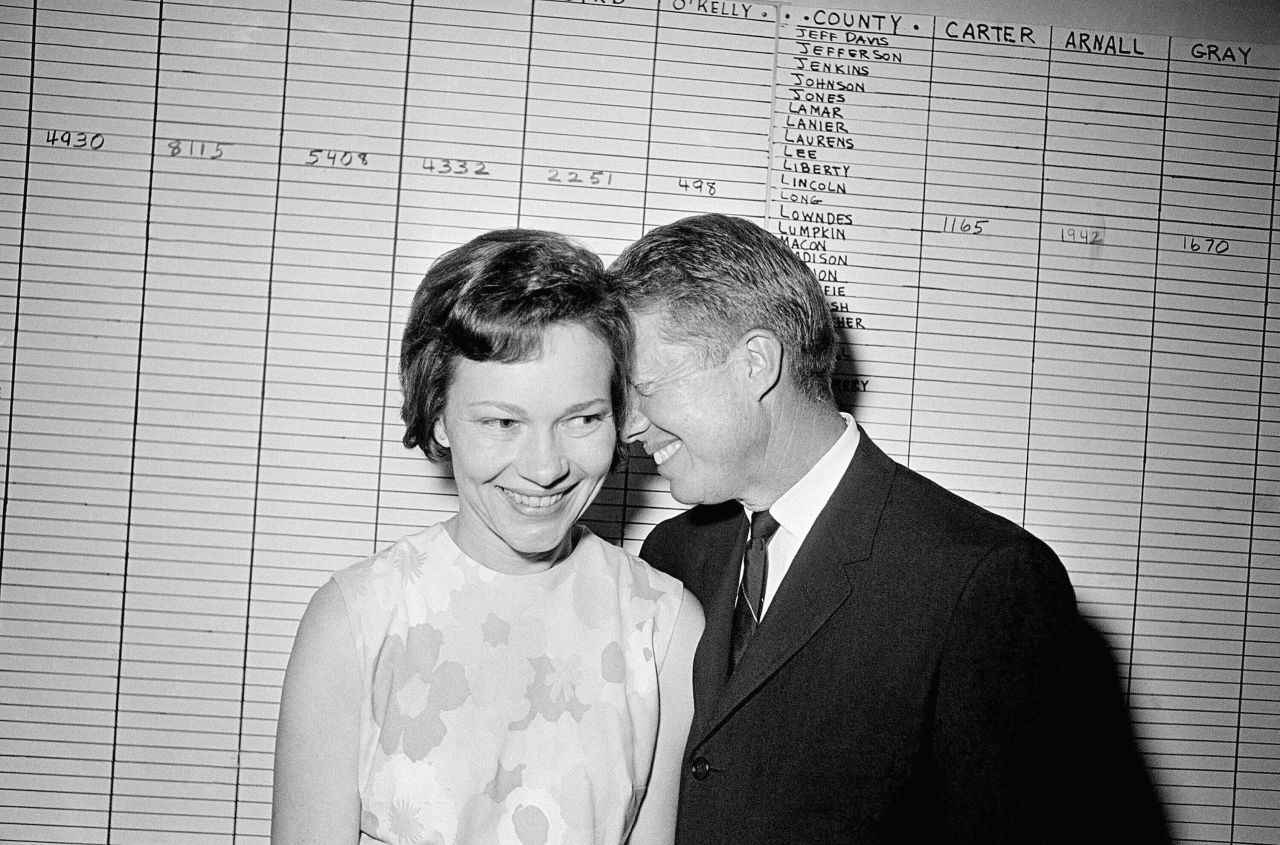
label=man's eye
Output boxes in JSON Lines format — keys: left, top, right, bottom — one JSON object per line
{"left": 480, "top": 418, "right": 518, "bottom": 430}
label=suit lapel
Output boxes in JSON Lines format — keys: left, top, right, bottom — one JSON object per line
{"left": 692, "top": 429, "right": 898, "bottom": 744}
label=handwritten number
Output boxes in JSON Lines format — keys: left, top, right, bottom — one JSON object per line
{"left": 45, "top": 130, "right": 105, "bottom": 150}
{"left": 306, "top": 148, "right": 369, "bottom": 167}
{"left": 545, "top": 168, "right": 612, "bottom": 186}
{"left": 1060, "top": 227, "right": 1103, "bottom": 244}
{"left": 1182, "top": 236, "right": 1230, "bottom": 255}
{"left": 422, "top": 158, "right": 490, "bottom": 177}
{"left": 677, "top": 177, "right": 718, "bottom": 196}
{"left": 166, "top": 140, "right": 225, "bottom": 159}
{"left": 941, "top": 216, "right": 988, "bottom": 234}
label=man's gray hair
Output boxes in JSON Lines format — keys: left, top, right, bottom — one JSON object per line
{"left": 609, "top": 214, "right": 837, "bottom": 403}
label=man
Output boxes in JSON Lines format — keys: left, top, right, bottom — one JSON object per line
{"left": 610, "top": 214, "right": 1167, "bottom": 844}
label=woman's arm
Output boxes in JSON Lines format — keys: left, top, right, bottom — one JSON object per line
{"left": 627, "top": 588, "right": 705, "bottom": 845}
{"left": 271, "top": 579, "right": 363, "bottom": 844}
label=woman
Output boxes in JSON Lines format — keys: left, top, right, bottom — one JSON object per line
{"left": 272, "top": 230, "right": 703, "bottom": 845}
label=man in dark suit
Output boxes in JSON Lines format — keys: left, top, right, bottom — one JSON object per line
{"left": 610, "top": 214, "right": 1167, "bottom": 844}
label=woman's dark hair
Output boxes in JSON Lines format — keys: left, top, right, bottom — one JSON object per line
{"left": 400, "top": 229, "right": 631, "bottom": 467}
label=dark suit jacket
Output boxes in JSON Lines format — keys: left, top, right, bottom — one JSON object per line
{"left": 641, "top": 430, "right": 1167, "bottom": 844}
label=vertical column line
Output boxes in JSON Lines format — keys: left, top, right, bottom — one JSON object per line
{"left": 515, "top": 1, "right": 535, "bottom": 225}
{"left": 1021, "top": 35, "right": 1053, "bottom": 526}
{"left": 1230, "top": 77, "right": 1280, "bottom": 844}
{"left": 905, "top": 17, "right": 936, "bottom": 465}
{"left": 1127, "top": 37, "right": 1174, "bottom": 701}
{"left": 638, "top": 2, "right": 659, "bottom": 232}
{"left": 108, "top": 1, "right": 166, "bottom": 838}
{"left": 238, "top": 0, "right": 294, "bottom": 833}
{"left": 763, "top": 5, "right": 782, "bottom": 229}
{"left": 620, "top": 1, "right": 664, "bottom": 548}
{"left": 0, "top": 2, "right": 38, "bottom": 592}
{"left": 371, "top": 0, "right": 417, "bottom": 557}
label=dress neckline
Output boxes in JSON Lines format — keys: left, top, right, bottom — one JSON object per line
{"left": 432, "top": 521, "right": 589, "bottom": 583}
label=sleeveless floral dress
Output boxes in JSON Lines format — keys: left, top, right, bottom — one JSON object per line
{"left": 330, "top": 522, "right": 686, "bottom": 845}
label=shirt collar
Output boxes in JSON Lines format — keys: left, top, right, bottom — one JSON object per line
{"left": 748, "top": 413, "right": 859, "bottom": 544}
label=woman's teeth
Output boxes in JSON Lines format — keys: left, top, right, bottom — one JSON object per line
{"left": 504, "top": 489, "right": 567, "bottom": 508}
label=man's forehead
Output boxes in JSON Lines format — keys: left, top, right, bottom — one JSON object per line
{"left": 630, "top": 336, "right": 694, "bottom": 384}
{"left": 630, "top": 335, "right": 725, "bottom": 396}
{"left": 629, "top": 310, "right": 680, "bottom": 363}
{"left": 630, "top": 307, "right": 674, "bottom": 339}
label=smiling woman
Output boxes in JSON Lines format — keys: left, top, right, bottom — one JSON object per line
{"left": 271, "top": 230, "right": 703, "bottom": 845}
{"left": 436, "top": 323, "right": 616, "bottom": 574}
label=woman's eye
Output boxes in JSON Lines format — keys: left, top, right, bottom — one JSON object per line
{"left": 563, "top": 413, "right": 606, "bottom": 433}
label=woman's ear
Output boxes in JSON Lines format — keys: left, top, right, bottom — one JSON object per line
{"left": 433, "top": 417, "right": 450, "bottom": 449}
{"left": 742, "top": 330, "right": 783, "bottom": 401}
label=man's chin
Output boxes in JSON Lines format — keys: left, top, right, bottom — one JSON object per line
{"left": 668, "top": 479, "right": 711, "bottom": 507}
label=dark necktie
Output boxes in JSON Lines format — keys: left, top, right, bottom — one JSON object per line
{"left": 730, "top": 509, "right": 780, "bottom": 672}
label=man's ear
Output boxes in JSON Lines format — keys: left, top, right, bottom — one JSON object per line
{"left": 433, "top": 417, "right": 451, "bottom": 449}
{"left": 742, "top": 329, "right": 783, "bottom": 402}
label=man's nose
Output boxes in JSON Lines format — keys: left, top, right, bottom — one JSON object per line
{"left": 620, "top": 399, "right": 651, "bottom": 444}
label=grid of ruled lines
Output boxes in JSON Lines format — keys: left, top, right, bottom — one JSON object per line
{"left": 7, "top": 2, "right": 156, "bottom": 843}
{"left": 1027, "top": 32, "right": 1170, "bottom": 673}
{"left": 624, "top": 1, "right": 778, "bottom": 546}
{"left": 1246, "top": 148, "right": 1280, "bottom": 841}
{"left": 0, "top": 1, "right": 1279, "bottom": 843}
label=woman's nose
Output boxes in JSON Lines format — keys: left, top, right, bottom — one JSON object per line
{"left": 517, "top": 431, "right": 570, "bottom": 487}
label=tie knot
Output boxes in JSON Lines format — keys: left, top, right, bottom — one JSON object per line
{"left": 750, "top": 509, "right": 780, "bottom": 545}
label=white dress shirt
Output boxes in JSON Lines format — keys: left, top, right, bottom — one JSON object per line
{"left": 746, "top": 413, "right": 860, "bottom": 617}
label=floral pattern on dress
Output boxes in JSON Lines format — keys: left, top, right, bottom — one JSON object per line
{"left": 333, "top": 523, "right": 685, "bottom": 845}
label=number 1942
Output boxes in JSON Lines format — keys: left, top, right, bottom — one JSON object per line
{"left": 1060, "top": 227, "right": 1102, "bottom": 244}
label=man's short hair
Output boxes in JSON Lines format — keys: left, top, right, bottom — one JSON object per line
{"left": 609, "top": 214, "right": 837, "bottom": 402}
{"left": 400, "top": 229, "right": 631, "bottom": 467}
